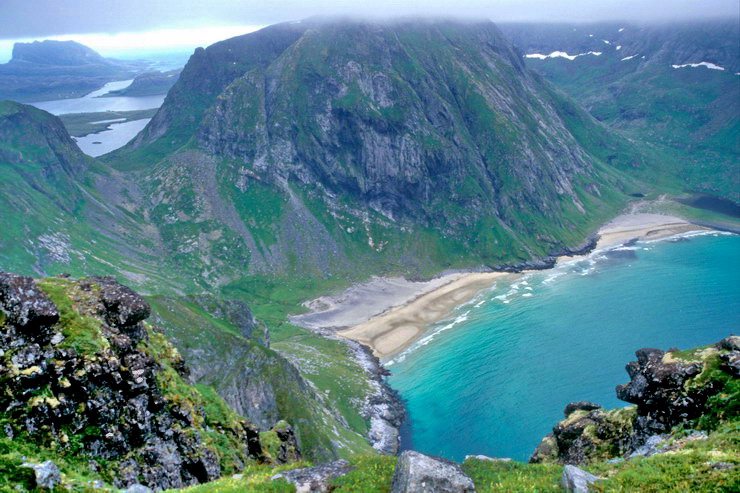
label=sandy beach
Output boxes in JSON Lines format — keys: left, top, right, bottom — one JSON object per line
{"left": 337, "top": 272, "right": 514, "bottom": 358}
{"left": 293, "top": 213, "right": 711, "bottom": 359}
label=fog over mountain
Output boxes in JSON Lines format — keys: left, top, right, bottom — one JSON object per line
{"left": 1, "top": 0, "right": 737, "bottom": 38}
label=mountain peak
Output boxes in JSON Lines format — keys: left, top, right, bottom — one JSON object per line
{"left": 10, "top": 39, "right": 108, "bottom": 67}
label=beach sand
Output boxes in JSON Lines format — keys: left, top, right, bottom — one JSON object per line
{"left": 337, "top": 272, "right": 514, "bottom": 358}
{"left": 293, "top": 213, "right": 710, "bottom": 359}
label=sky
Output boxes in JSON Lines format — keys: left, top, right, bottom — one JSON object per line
{"left": 0, "top": 0, "right": 737, "bottom": 61}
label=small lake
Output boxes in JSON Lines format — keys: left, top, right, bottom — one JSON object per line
{"left": 29, "top": 80, "right": 165, "bottom": 115}
{"left": 27, "top": 80, "right": 164, "bottom": 157}
{"left": 73, "top": 118, "right": 151, "bottom": 157}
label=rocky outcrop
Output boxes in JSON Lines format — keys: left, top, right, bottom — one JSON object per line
{"left": 20, "top": 461, "right": 61, "bottom": 490}
{"left": 345, "top": 339, "right": 405, "bottom": 455}
{"left": 560, "top": 465, "right": 601, "bottom": 493}
{"left": 531, "top": 337, "right": 739, "bottom": 465}
{"left": 0, "top": 273, "right": 298, "bottom": 490}
{"left": 272, "top": 459, "right": 354, "bottom": 492}
{"left": 530, "top": 404, "right": 635, "bottom": 465}
{"left": 391, "top": 450, "right": 476, "bottom": 493}
{"left": 616, "top": 347, "right": 708, "bottom": 438}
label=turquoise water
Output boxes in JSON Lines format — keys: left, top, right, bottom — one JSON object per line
{"left": 387, "top": 232, "right": 740, "bottom": 462}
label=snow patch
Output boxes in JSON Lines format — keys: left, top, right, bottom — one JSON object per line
{"left": 525, "top": 51, "right": 602, "bottom": 61}
{"left": 671, "top": 62, "right": 725, "bottom": 71}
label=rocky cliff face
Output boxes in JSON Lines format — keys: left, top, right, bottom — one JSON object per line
{"left": 0, "top": 272, "right": 298, "bottom": 490}
{"left": 116, "top": 18, "right": 635, "bottom": 281}
{"left": 531, "top": 336, "right": 740, "bottom": 465}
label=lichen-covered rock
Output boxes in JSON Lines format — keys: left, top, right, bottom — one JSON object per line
{"left": 717, "top": 336, "right": 740, "bottom": 377}
{"left": 391, "top": 450, "right": 476, "bottom": 493}
{"left": 532, "top": 338, "right": 739, "bottom": 465}
{"left": 271, "top": 459, "right": 354, "bottom": 492}
{"left": 0, "top": 274, "right": 298, "bottom": 490}
{"left": 530, "top": 404, "right": 635, "bottom": 465}
{"left": 0, "top": 273, "right": 59, "bottom": 331}
{"left": 616, "top": 347, "right": 714, "bottom": 438}
{"left": 560, "top": 464, "right": 600, "bottom": 493}
{"left": 90, "top": 275, "right": 151, "bottom": 334}
{"left": 21, "top": 460, "right": 61, "bottom": 490}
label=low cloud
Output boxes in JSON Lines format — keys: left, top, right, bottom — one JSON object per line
{"left": 1, "top": 0, "right": 737, "bottom": 39}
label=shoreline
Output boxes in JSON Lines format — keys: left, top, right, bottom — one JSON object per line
{"left": 294, "top": 213, "right": 714, "bottom": 360}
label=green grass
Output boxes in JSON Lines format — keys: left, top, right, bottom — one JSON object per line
{"left": 463, "top": 458, "right": 563, "bottom": 492}
{"left": 36, "top": 278, "right": 110, "bottom": 355}
{"left": 330, "top": 455, "right": 397, "bottom": 491}
{"left": 588, "top": 420, "right": 740, "bottom": 492}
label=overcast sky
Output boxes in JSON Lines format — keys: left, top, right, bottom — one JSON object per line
{"left": 0, "top": 0, "right": 737, "bottom": 60}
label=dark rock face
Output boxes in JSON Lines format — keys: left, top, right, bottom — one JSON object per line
{"left": 530, "top": 403, "right": 634, "bottom": 465}
{"left": 718, "top": 336, "right": 740, "bottom": 377}
{"left": 90, "top": 275, "right": 151, "bottom": 334}
{"left": 0, "top": 273, "right": 59, "bottom": 330}
{"left": 0, "top": 274, "right": 291, "bottom": 490}
{"left": 391, "top": 450, "right": 476, "bottom": 493}
{"left": 272, "top": 459, "right": 354, "bottom": 492}
{"left": 271, "top": 421, "right": 302, "bottom": 464}
{"left": 616, "top": 347, "right": 707, "bottom": 437}
{"left": 563, "top": 401, "right": 602, "bottom": 417}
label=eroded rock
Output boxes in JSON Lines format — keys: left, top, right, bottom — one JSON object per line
{"left": 0, "top": 272, "right": 59, "bottom": 331}
{"left": 561, "top": 464, "right": 600, "bottom": 493}
{"left": 391, "top": 450, "right": 475, "bottom": 493}
{"left": 21, "top": 461, "right": 61, "bottom": 490}
{"left": 272, "top": 459, "right": 354, "bottom": 492}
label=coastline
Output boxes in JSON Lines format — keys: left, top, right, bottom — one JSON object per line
{"left": 294, "top": 213, "right": 712, "bottom": 360}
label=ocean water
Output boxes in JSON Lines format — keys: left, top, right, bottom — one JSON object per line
{"left": 387, "top": 232, "right": 740, "bottom": 462}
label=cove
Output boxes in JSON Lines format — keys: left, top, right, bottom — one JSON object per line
{"left": 387, "top": 232, "right": 740, "bottom": 462}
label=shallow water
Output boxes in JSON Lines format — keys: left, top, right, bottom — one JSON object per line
{"left": 387, "top": 232, "right": 740, "bottom": 462}
{"left": 29, "top": 80, "right": 165, "bottom": 115}
{"left": 73, "top": 118, "right": 151, "bottom": 157}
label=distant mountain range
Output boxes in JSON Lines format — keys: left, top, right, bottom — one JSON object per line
{"left": 0, "top": 40, "right": 154, "bottom": 101}
{"left": 500, "top": 20, "right": 740, "bottom": 200}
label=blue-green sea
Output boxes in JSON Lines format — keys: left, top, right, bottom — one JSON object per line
{"left": 387, "top": 232, "right": 740, "bottom": 462}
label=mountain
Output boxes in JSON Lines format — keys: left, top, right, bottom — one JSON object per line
{"left": 499, "top": 20, "right": 740, "bottom": 202}
{"left": 115, "top": 18, "right": 642, "bottom": 284}
{"left": 9, "top": 40, "right": 109, "bottom": 67}
{"left": 0, "top": 40, "right": 145, "bottom": 102}
{"left": 0, "top": 101, "right": 161, "bottom": 285}
{"left": 102, "top": 69, "right": 181, "bottom": 97}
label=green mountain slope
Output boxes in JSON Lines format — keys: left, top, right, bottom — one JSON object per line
{"left": 110, "top": 18, "right": 643, "bottom": 286}
{"left": 500, "top": 21, "right": 740, "bottom": 201}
